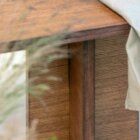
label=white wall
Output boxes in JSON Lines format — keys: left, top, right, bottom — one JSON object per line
{"left": 0, "top": 50, "right": 26, "bottom": 139}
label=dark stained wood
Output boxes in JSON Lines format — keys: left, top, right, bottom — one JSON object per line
{"left": 95, "top": 33, "right": 138, "bottom": 140}
{"left": 69, "top": 41, "right": 95, "bottom": 140}
{"left": 0, "top": 0, "right": 128, "bottom": 43}
{"left": 63, "top": 24, "right": 130, "bottom": 44}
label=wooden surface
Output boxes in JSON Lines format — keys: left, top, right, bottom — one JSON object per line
{"left": 28, "top": 33, "right": 139, "bottom": 140}
{"left": 0, "top": 1, "right": 136, "bottom": 140}
{"left": 29, "top": 53, "right": 69, "bottom": 140}
{"left": 95, "top": 33, "right": 138, "bottom": 140}
{"left": 0, "top": 0, "right": 128, "bottom": 43}
{"left": 69, "top": 41, "right": 95, "bottom": 140}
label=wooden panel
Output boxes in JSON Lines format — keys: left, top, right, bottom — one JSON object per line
{"left": 95, "top": 34, "right": 138, "bottom": 140}
{"left": 29, "top": 62, "right": 69, "bottom": 140}
{"left": 0, "top": 0, "right": 128, "bottom": 42}
{"left": 30, "top": 46, "right": 68, "bottom": 69}
{"left": 69, "top": 41, "right": 95, "bottom": 140}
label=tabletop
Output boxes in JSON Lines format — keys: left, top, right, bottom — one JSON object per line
{"left": 0, "top": 0, "right": 129, "bottom": 43}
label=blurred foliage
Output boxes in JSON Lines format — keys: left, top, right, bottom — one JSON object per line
{"left": 0, "top": 0, "right": 82, "bottom": 139}
{"left": 0, "top": 32, "right": 69, "bottom": 140}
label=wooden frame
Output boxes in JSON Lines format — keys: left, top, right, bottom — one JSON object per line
{"left": 0, "top": 0, "right": 139, "bottom": 140}
{"left": 69, "top": 41, "right": 95, "bottom": 140}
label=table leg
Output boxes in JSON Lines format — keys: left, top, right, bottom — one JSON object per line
{"left": 69, "top": 40, "right": 95, "bottom": 140}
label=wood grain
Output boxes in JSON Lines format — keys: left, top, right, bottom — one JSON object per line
{"left": 95, "top": 33, "right": 138, "bottom": 140}
{"left": 29, "top": 58, "right": 69, "bottom": 140}
{"left": 0, "top": 0, "right": 128, "bottom": 43}
{"left": 30, "top": 46, "right": 68, "bottom": 69}
{"left": 69, "top": 41, "right": 95, "bottom": 140}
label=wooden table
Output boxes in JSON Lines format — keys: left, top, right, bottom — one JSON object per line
{"left": 1, "top": 1, "right": 137, "bottom": 140}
